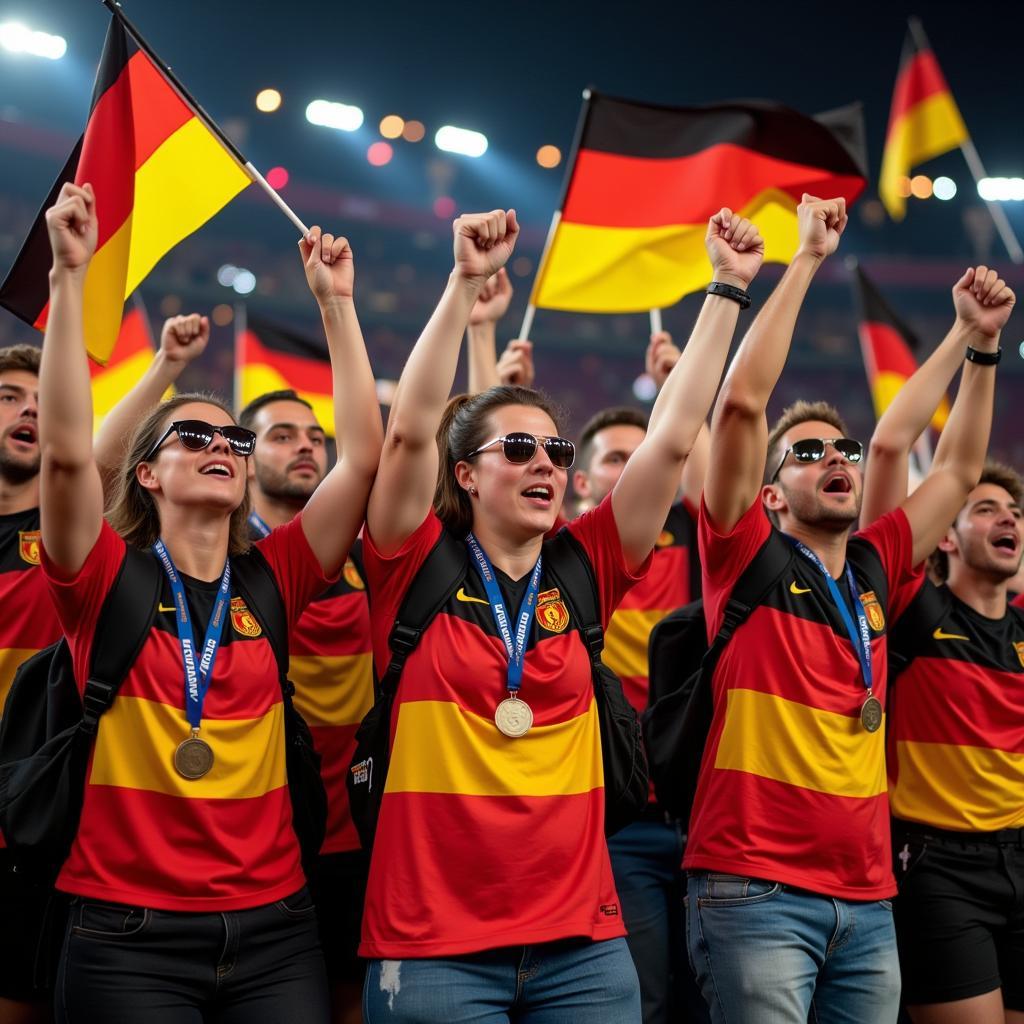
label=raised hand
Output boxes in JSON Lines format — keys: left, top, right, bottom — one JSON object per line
{"left": 453, "top": 209, "right": 519, "bottom": 285}
{"left": 952, "top": 266, "right": 1016, "bottom": 339}
{"left": 645, "top": 330, "right": 681, "bottom": 390}
{"left": 45, "top": 182, "right": 98, "bottom": 274}
{"left": 705, "top": 208, "right": 764, "bottom": 288}
{"left": 300, "top": 226, "right": 354, "bottom": 305}
{"left": 160, "top": 313, "right": 210, "bottom": 366}
{"left": 469, "top": 268, "right": 514, "bottom": 326}
{"left": 795, "top": 194, "right": 847, "bottom": 262}
{"left": 496, "top": 338, "right": 535, "bottom": 387}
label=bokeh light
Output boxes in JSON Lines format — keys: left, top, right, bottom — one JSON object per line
{"left": 265, "top": 166, "right": 289, "bottom": 189}
{"left": 367, "top": 142, "right": 393, "bottom": 167}
{"left": 896, "top": 176, "right": 912, "bottom": 199}
{"left": 536, "top": 145, "right": 562, "bottom": 169}
{"left": 379, "top": 115, "right": 404, "bottom": 139}
{"left": 433, "top": 196, "right": 456, "bottom": 219}
{"left": 211, "top": 304, "right": 234, "bottom": 327}
{"left": 910, "top": 175, "right": 933, "bottom": 200}
{"left": 402, "top": 120, "right": 426, "bottom": 143}
{"left": 932, "top": 176, "right": 957, "bottom": 201}
{"left": 255, "top": 88, "right": 281, "bottom": 113}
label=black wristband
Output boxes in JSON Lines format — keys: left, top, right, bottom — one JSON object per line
{"left": 965, "top": 345, "right": 1001, "bottom": 365}
{"left": 706, "top": 281, "right": 751, "bottom": 309}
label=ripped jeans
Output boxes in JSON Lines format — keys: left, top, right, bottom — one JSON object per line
{"left": 362, "top": 937, "right": 639, "bottom": 1023}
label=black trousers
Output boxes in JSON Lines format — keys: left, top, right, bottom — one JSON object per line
{"left": 55, "top": 887, "right": 329, "bottom": 1023}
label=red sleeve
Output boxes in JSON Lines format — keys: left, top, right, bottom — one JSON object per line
{"left": 564, "top": 494, "right": 650, "bottom": 628}
{"left": 1012, "top": 591, "right": 1024, "bottom": 610}
{"left": 852, "top": 508, "right": 922, "bottom": 623}
{"left": 40, "top": 521, "right": 126, "bottom": 696}
{"left": 698, "top": 496, "right": 772, "bottom": 641}
{"left": 254, "top": 512, "right": 337, "bottom": 630}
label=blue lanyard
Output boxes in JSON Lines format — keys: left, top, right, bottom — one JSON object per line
{"left": 466, "top": 533, "right": 543, "bottom": 695}
{"left": 787, "top": 537, "right": 874, "bottom": 694}
{"left": 152, "top": 540, "right": 232, "bottom": 730}
{"left": 248, "top": 511, "right": 272, "bottom": 538}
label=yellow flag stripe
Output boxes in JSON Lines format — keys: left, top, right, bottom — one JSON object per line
{"left": 237, "top": 364, "right": 335, "bottom": 435}
{"left": 890, "top": 740, "right": 1024, "bottom": 831}
{"left": 385, "top": 699, "right": 603, "bottom": 797}
{"left": 0, "top": 648, "right": 43, "bottom": 716}
{"left": 81, "top": 214, "right": 133, "bottom": 364}
{"left": 289, "top": 653, "right": 374, "bottom": 728}
{"left": 89, "top": 695, "right": 287, "bottom": 799}
{"left": 603, "top": 608, "right": 667, "bottom": 679}
{"left": 872, "top": 371, "right": 949, "bottom": 431}
{"left": 714, "top": 688, "right": 887, "bottom": 799}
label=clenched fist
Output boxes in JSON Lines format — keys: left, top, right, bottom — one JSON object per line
{"left": 453, "top": 210, "right": 519, "bottom": 285}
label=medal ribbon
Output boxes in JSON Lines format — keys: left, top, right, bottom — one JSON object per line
{"left": 248, "top": 511, "right": 272, "bottom": 538}
{"left": 153, "top": 539, "right": 232, "bottom": 731}
{"left": 786, "top": 538, "right": 874, "bottom": 694}
{"left": 466, "top": 533, "right": 542, "bottom": 695}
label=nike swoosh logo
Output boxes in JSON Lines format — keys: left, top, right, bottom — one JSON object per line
{"left": 933, "top": 627, "right": 969, "bottom": 641}
{"left": 455, "top": 587, "right": 489, "bottom": 606}
{"left": 789, "top": 582, "right": 812, "bottom": 595}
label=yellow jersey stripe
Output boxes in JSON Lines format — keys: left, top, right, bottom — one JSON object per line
{"left": 288, "top": 653, "right": 374, "bottom": 727}
{"left": 603, "top": 608, "right": 666, "bottom": 679}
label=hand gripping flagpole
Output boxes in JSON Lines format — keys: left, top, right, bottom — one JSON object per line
{"left": 100, "top": 0, "right": 311, "bottom": 238}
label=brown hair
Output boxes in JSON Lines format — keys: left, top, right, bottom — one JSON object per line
{"left": 929, "top": 460, "right": 1024, "bottom": 582}
{"left": 0, "top": 344, "right": 41, "bottom": 376}
{"left": 106, "top": 392, "right": 252, "bottom": 556}
{"left": 238, "top": 389, "right": 314, "bottom": 431}
{"left": 433, "top": 385, "right": 564, "bottom": 536}
{"left": 577, "top": 406, "right": 649, "bottom": 471}
{"left": 765, "top": 400, "right": 850, "bottom": 485}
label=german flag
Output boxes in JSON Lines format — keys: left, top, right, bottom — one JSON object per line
{"left": 879, "top": 21, "right": 967, "bottom": 221}
{"left": 235, "top": 315, "right": 334, "bottom": 435}
{"left": 0, "top": 13, "right": 251, "bottom": 363}
{"left": 853, "top": 265, "right": 948, "bottom": 430}
{"left": 530, "top": 93, "right": 867, "bottom": 314}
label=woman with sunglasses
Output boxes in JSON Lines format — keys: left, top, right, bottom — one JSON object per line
{"left": 37, "top": 182, "right": 382, "bottom": 1023}
{"left": 358, "top": 206, "right": 764, "bottom": 1023}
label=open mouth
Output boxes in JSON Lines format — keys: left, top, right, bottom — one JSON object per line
{"left": 199, "top": 461, "right": 233, "bottom": 479}
{"left": 9, "top": 424, "right": 37, "bottom": 445}
{"left": 822, "top": 473, "right": 852, "bottom": 495}
{"left": 992, "top": 533, "right": 1019, "bottom": 554}
{"left": 522, "top": 484, "right": 554, "bottom": 504}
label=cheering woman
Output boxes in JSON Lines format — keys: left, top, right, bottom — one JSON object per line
{"left": 37, "top": 182, "right": 382, "bottom": 1023}
{"left": 358, "top": 206, "right": 764, "bottom": 1022}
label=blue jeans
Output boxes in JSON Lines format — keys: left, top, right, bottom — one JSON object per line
{"left": 686, "top": 873, "right": 900, "bottom": 1024}
{"left": 362, "top": 937, "right": 640, "bottom": 1023}
{"left": 608, "top": 818, "right": 709, "bottom": 1024}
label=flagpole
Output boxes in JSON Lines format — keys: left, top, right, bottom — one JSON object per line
{"left": 100, "top": 0, "right": 310, "bottom": 238}
{"left": 518, "top": 210, "right": 559, "bottom": 341}
{"left": 907, "top": 17, "right": 1023, "bottom": 264}
{"left": 232, "top": 302, "right": 246, "bottom": 413}
{"left": 649, "top": 309, "right": 663, "bottom": 336}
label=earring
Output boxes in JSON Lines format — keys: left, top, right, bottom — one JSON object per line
{"left": 469, "top": 486, "right": 478, "bottom": 496}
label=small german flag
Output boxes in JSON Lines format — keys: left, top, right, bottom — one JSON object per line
{"left": 235, "top": 315, "right": 334, "bottom": 435}
{"left": 879, "top": 21, "right": 967, "bottom": 221}
{"left": 0, "top": 13, "right": 251, "bottom": 363}
{"left": 530, "top": 92, "right": 867, "bottom": 314}
{"left": 853, "top": 264, "right": 948, "bottom": 430}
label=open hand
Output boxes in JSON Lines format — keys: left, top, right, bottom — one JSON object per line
{"left": 795, "top": 194, "right": 847, "bottom": 262}
{"left": 453, "top": 209, "right": 519, "bottom": 285}
{"left": 705, "top": 208, "right": 764, "bottom": 288}
{"left": 45, "top": 182, "right": 98, "bottom": 274}
{"left": 953, "top": 266, "right": 1016, "bottom": 339}
{"left": 300, "top": 227, "right": 354, "bottom": 304}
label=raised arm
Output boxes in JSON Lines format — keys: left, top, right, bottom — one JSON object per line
{"left": 367, "top": 210, "right": 519, "bottom": 555}
{"left": 295, "top": 228, "right": 384, "bottom": 577}
{"left": 38, "top": 182, "right": 104, "bottom": 573}
{"left": 704, "top": 195, "right": 847, "bottom": 532}
{"left": 611, "top": 209, "right": 764, "bottom": 571}
{"left": 901, "top": 268, "right": 1015, "bottom": 566}
{"left": 466, "top": 268, "right": 512, "bottom": 393}
{"left": 93, "top": 313, "right": 209, "bottom": 492}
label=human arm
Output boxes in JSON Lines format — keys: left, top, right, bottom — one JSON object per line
{"left": 466, "top": 267, "right": 512, "bottom": 393}
{"left": 295, "top": 228, "right": 385, "bottom": 577}
{"left": 93, "top": 313, "right": 209, "bottom": 492}
{"left": 703, "top": 195, "right": 847, "bottom": 532}
{"left": 900, "top": 268, "right": 1015, "bottom": 566}
{"left": 38, "top": 182, "right": 105, "bottom": 574}
{"left": 611, "top": 209, "right": 764, "bottom": 571}
{"left": 367, "top": 210, "right": 520, "bottom": 554}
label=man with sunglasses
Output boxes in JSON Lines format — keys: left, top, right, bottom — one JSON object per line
{"left": 685, "top": 194, "right": 1005, "bottom": 1024}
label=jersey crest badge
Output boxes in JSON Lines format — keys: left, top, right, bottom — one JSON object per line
{"left": 343, "top": 558, "right": 365, "bottom": 591}
{"left": 656, "top": 529, "right": 675, "bottom": 548}
{"left": 537, "top": 587, "right": 570, "bottom": 633}
{"left": 859, "top": 591, "right": 885, "bottom": 632}
{"left": 1014, "top": 641, "right": 1024, "bottom": 670}
{"left": 18, "top": 530, "right": 40, "bottom": 565}
{"left": 230, "top": 596, "right": 262, "bottom": 638}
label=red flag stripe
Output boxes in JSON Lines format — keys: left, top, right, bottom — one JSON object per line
{"left": 239, "top": 330, "right": 333, "bottom": 395}
{"left": 859, "top": 321, "right": 919, "bottom": 380}
{"left": 88, "top": 306, "right": 152, "bottom": 377}
{"left": 886, "top": 50, "right": 954, "bottom": 134}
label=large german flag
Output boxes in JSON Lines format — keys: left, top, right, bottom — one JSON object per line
{"left": 235, "top": 315, "right": 334, "bottom": 435}
{"left": 853, "top": 265, "right": 948, "bottom": 430}
{"left": 530, "top": 93, "right": 867, "bottom": 314}
{"left": 879, "top": 22, "right": 967, "bottom": 221}
{"left": 0, "top": 13, "right": 251, "bottom": 363}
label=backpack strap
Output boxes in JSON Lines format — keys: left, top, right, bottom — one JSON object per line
{"left": 232, "top": 547, "right": 289, "bottom": 678}
{"left": 381, "top": 531, "right": 468, "bottom": 698}
{"left": 80, "top": 546, "right": 162, "bottom": 736}
{"left": 542, "top": 529, "right": 604, "bottom": 667}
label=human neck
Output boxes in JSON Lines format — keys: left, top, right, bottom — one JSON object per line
{"left": 0, "top": 472, "right": 39, "bottom": 516}
{"left": 156, "top": 509, "right": 232, "bottom": 582}
{"left": 252, "top": 491, "right": 303, "bottom": 530}
{"left": 946, "top": 564, "right": 1008, "bottom": 620}
{"left": 470, "top": 520, "right": 543, "bottom": 581}
{"left": 782, "top": 520, "right": 851, "bottom": 578}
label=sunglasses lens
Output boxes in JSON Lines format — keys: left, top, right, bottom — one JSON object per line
{"left": 835, "top": 438, "right": 863, "bottom": 463}
{"left": 544, "top": 437, "right": 575, "bottom": 469}
{"left": 791, "top": 439, "right": 826, "bottom": 462}
{"left": 221, "top": 426, "right": 256, "bottom": 456}
{"left": 175, "top": 421, "right": 215, "bottom": 451}
{"left": 501, "top": 433, "right": 538, "bottom": 464}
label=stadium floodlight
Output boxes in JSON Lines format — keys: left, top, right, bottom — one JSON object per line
{"left": 434, "top": 125, "right": 488, "bottom": 158}
{"left": 977, "top": 177, "right": 1024, "bottom": 202}
{"left": 305, "top": 99, "right": 364, "bottom": 133}
{"left": 0, "top": 21, "right": 67, "bottom": 60}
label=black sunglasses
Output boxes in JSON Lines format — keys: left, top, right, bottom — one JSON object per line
{"left": 771, "top": 437, "right": 863, "bottom": 483}
{"left": 144, "top": 420, "right": 257, "bottom": 461}
{"left": 466, "top": 432, "right": 576, "bottom": 470}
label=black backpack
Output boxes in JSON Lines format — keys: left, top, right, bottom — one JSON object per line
{"left": 0, "top": 544, "right": 326, "bottom": 883}
{"left": 643, "top": 532, "right": 793, "bottom": 825}
{"left": 347, "top": 528, "right": 648, "bottom": 849}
